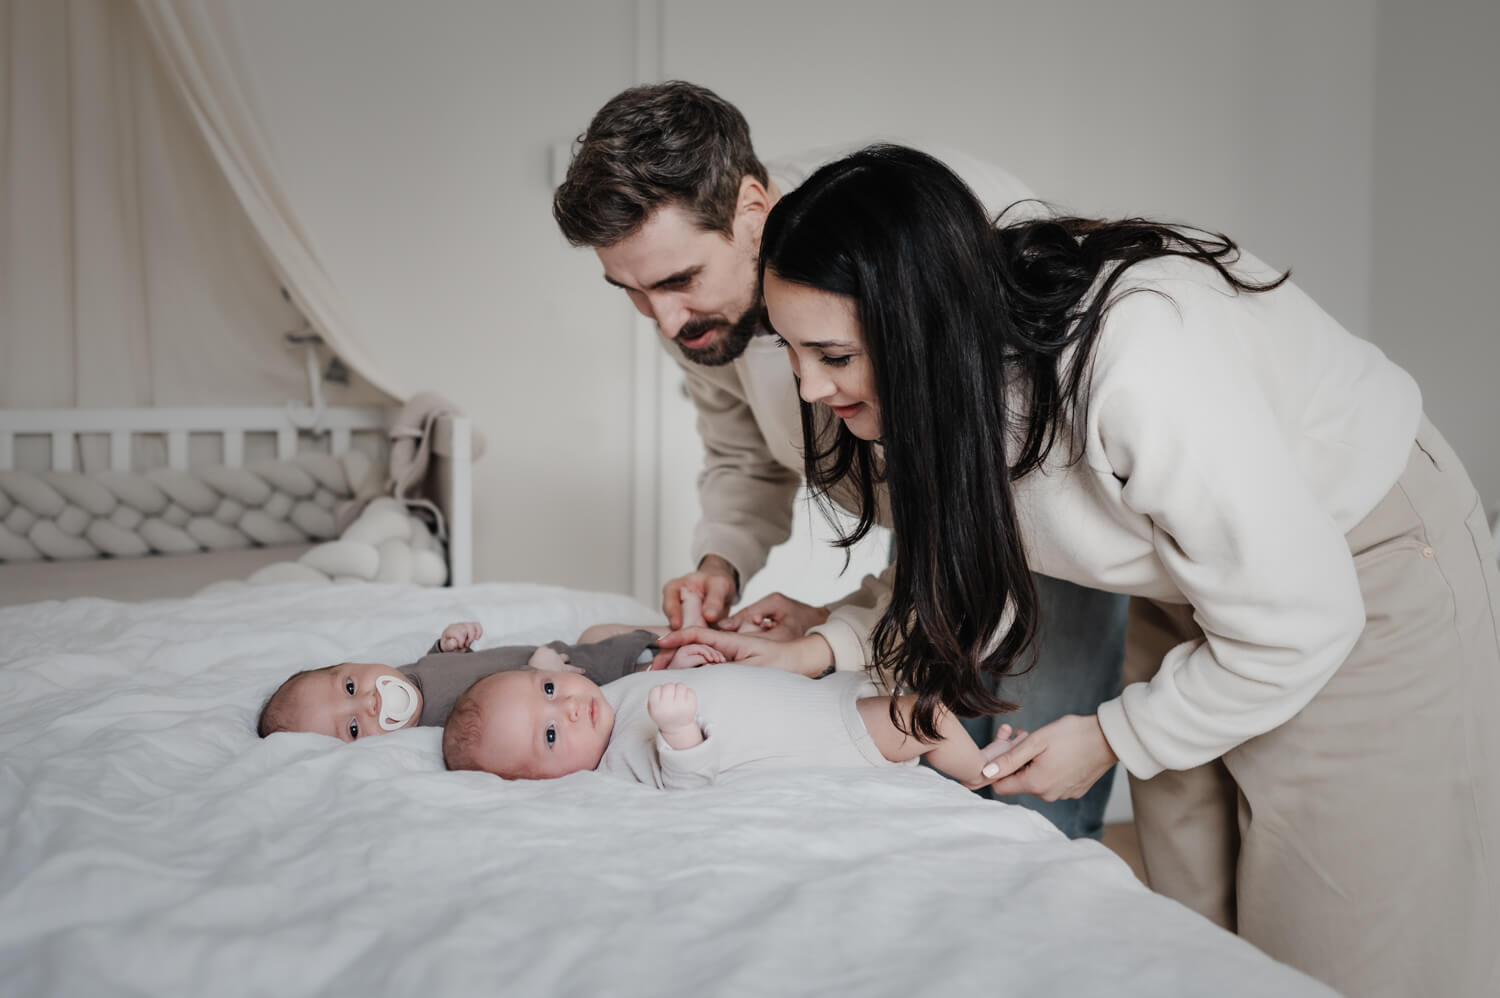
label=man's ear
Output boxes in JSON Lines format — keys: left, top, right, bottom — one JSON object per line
{"left": 733, "top": 174, "right": 772, "bottom": 242}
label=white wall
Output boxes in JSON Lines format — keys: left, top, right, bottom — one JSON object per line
{"left": 227, "top": 1, "right": 1497, "bottom": 598}
{"left": 1371, "top": 0, "right": 1500, "bottom": 511}
{"left": 230, "top": 0, "right": 642, "bottom": 593}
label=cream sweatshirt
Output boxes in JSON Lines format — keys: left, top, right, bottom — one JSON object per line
{"left": 789, "top": 253, "right": 1421, "bottom": 779}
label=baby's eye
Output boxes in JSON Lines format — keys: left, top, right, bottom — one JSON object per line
{"left": 545, "top": 723, "right": 556, "bottom": 747}
{"left": 345, "top": 678, "right": 355, "bottom": 695}
{"left": 543, "top": 681, "right": 555, "bottom": 698}
{"left": 349, "top": 718, "right": 360, "bottom": 740}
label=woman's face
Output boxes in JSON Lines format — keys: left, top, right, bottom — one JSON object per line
{"left": 763, "top": 271, "right": 881, "bottom": 440}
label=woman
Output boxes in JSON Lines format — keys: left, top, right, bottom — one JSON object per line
{"left": 658, "top": 145, "right": 1498, "bottom": 996}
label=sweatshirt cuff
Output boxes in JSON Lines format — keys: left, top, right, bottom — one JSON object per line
{"left": 807, "top": 617, "right": 867, "bottom": 673}
{"left": 691, "top": 532, "right": 767, "bottom": 592}
{"left": 656, "top": 723, "right": 718, "bottom": 773}
{"left": 1097, "top": 693, "right": 1165, "bottom": 780}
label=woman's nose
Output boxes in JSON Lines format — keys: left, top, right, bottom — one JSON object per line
{"left": 799, "top": 367, "right": 831, "bottom": 404}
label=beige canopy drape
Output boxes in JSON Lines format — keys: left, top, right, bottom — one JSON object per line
{"left": 1, "top": 0, "right": 399, "bottom": 430}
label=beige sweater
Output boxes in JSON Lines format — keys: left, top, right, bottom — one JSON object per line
{"left": 675, "top": 145, "right": 1038, "bottom": 675}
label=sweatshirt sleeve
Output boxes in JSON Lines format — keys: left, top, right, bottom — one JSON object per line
{"left": 1088, "top": 288, "right": 1365, "bottom": 779}
{"left": 808, "top": 566, "right": 895, "bottom": 682}
{"left": 656, "top": 722, "right": 722, "bottom": 789}
{"left": 678, "top": 357, "right": 801, "bottom": 584}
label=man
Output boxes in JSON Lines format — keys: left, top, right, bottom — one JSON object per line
{"left": 553, "top": 81, "right": 1125, "bottom": 838}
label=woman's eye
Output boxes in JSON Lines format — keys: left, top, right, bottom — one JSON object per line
{"left": 543, "top": 681, "right": 555, "bottom": 698}
{"left": 545, "top": 724, "right": 556, "bottom": 746}
{"left": 820, "top": 355, "right": 851, "bottom": 368}
{"left": 349, "top": 719, "right": 360, "bottom": 739}
{"left": 771, "top": 334, "right": 787, "bottom": 348}
{"left": 345, "top": 679, "right": 356, "bottom": 695}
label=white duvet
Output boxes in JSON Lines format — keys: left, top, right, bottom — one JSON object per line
{"left": 0, "top": 583, "right": 1334, "bottom": 997}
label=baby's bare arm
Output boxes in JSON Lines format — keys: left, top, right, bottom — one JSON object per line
{"left": 577, "top": 622, "right": 669, "bottom": 644}
{"left": 857, "top": 695, "right": 1022, "bottom": 786}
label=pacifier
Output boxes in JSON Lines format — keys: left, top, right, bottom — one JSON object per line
{"left": 375, "top": 675, "right": 419, "bottom": 731}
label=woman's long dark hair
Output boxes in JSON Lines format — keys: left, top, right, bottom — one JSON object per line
{"left": 759, "top": 145, "right": 1286, "bottom": 740}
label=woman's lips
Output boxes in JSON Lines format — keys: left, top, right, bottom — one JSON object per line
{"left": 830, "top": 403, "right": 862, "bottom": 419}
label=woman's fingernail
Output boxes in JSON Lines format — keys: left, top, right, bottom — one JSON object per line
{"left": 982, "top": 764, "right": 999, "bottom": 779}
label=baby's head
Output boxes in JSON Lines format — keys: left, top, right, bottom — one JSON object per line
{"left": 443, "top": 668, "right": 614, "bottom": 779}
{"left": 258, "top": 662, "right": 423, "bottom": 740}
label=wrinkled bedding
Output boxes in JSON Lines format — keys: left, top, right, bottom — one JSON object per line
{"left": 0, "top": 583, "right": 1334, "bottom": 997}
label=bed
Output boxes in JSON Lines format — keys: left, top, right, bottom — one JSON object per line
{"left": 0, "top": 578, "right": 1337, "bottom": 996}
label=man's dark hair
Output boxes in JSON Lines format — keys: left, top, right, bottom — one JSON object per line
{"left": 553, "top": 81, "right": 769, "bottom": 248}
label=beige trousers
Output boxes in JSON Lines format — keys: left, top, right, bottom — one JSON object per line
{"left": 1125, "top": 417, "right": 1499, "bottom": 998}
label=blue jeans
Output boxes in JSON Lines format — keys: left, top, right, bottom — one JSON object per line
{"left": 955, "top": 575, "right": 1127, "bottom": 840}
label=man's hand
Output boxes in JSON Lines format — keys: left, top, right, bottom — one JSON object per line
{"left": 439, "top": 621, "right": 483, "bottom": 652}
{"left": 977, "top": 714, "right": 1117, "bottom": 802}
{"left": 653, "top": 628, "right": 834, "bottom": 678}
{"left": 661, "top": 556, "right": 739, "bottom": 628}
{"left": 719, "top": 592, "right": 830, "bottom": 642}
{"left": 647, "top": 683, "right": 704, "bottom": 749}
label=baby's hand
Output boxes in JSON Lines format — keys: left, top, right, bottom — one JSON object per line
{"left": 440, "top": 621, "right": 483, "bottom": 652}
{"left": 663, "top": 642, "right": 726, "bottom": 669}
{"left": 527, "top": 646, "right": 584, "bottom": 674}
{"left": 647, "top": 683, "right": 703, "bottom": 749}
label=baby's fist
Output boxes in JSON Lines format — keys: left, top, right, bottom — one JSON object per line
{"left": 440, "top": 620, "right": 482, "bottom": 652}
{"left": 647, "top": 682, "right": 698, "bottom": 731}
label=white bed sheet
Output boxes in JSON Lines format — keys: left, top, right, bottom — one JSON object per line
{"left": 0, "top": 583, "right": 1335, "bottom": 997}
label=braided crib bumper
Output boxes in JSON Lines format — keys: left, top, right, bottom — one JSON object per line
{"left": 0, "top": 454, "right": 446, "bottom": 589}
{"left": 0, "top": 452, "right": 376, "bottom": 562}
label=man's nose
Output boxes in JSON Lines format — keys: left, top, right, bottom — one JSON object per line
{"left": 652, "top": 297, "right": 691, "bottom": 339}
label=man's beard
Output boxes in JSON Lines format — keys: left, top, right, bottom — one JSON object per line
{"left": 672, "top": 303, "right": 761, "bottom": 367}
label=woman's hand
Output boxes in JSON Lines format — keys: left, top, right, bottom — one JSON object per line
{"left": 651, "top": 627, "right": 834, "bottom": 678}
{"left": 978, "top": 714, "right": 1117, "bottom": 802}
{"left": 718, "top": 592, "right": 830, "bottom": 642}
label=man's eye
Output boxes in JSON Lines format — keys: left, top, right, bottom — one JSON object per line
{"left": 345, "top": 679, "right": 355, "bottom": 695}
{"left": 349, "top": 719, "right": 359, "bottom": 739}
{"left": 543, "top": 681, "right": 555, "bottom": 698}
{"left": 545, "top": 724, "right": 556, "bottom": 746}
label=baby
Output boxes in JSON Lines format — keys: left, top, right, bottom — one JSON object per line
{"left": 256, "top": 620, "right": 725, "bottom": 741}
{"left": 442, "top": 663, "right": 1019, "bottom": 789}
